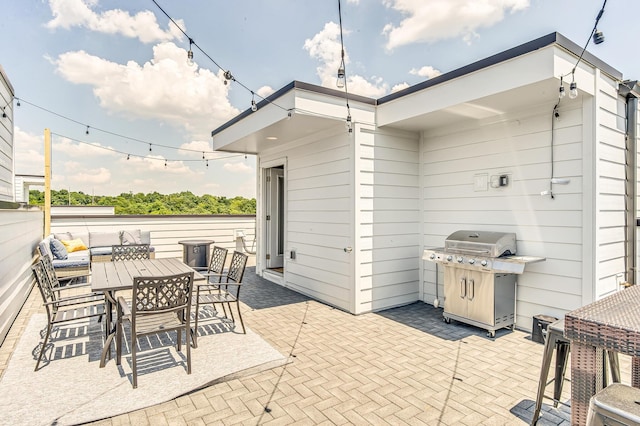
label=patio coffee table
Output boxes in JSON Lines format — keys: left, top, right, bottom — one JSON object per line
{"left": 565, "top": 285, "right": 640, "bottom": 425}
{"left": 91, "top": 258, "right": 204, "bottom": 367}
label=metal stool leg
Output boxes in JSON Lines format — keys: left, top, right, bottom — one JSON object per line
{"left": 532, "top": 329, "right": 562, "bottom": 425}
{"left": 553, "top": 340, "right": 570, "bottom": 407}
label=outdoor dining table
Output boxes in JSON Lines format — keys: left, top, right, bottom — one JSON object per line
{"left": 91, "top": 257, "right": 204, "bottom": 368}
{"left": 564, "top": 284, "right": 640, "bottom": 425}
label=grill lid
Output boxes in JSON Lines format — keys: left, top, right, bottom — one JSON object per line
{"left": 444, "top": 230, "right": 516, "bottom": 257}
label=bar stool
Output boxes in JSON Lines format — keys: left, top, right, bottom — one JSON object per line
{"left": 587, "top": 383, "right": 640, "bottom": 425}
{"left": 530, "top": 319, "right": 621, "bottom": 425}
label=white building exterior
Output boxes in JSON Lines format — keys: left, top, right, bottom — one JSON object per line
{"left": 0, "top": 66, "right": 15, "bottom": 202}
{"left": 211, "top": 33, "right": 640, "bottom": 331}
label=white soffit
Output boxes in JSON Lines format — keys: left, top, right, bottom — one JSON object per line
{"left": 378, "top": 46, "right": 560, "bottom": 131}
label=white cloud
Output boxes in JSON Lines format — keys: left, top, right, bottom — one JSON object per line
{"left": 54, "top": 42, "right": 240, "bottom": 140}
{"left": 223, "top": 161, "right": 253, "bottom": 174}
{"left": 53, "top": 136, "right": 118, "bottom": 158}
{"left": 410, "top": 65, "right": 442, "bottom": 79}
{"left": 391, "top": 82, "right": 410, "bottom": 93}
{"left": 63, "top": 161, "right": 112, "bottom": 184}
{"left": 382, "top": 0, "right": 529, "bottom": 49}
{"left": 304, "top": 22, "right": 388, "bottom": 98}
{"left": 14, "top": 127, "right": 45, "bottom": 175}
{"left": 256, "top": 85, "right": 275, "bottom": 99}
{"left": 46, "top": 0, "right": 183, "bottom": 43}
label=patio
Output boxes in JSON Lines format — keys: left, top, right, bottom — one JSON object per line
{"left": 1, "top": 266, "right": 611, "bottom": 425}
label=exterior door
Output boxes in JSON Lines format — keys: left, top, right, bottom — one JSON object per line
{"left": 265, "top": 167, "right": 284, "bottom": 269}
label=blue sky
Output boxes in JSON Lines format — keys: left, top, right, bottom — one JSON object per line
{"left": 1, "top": 0, "right": 637, "bottom": 198}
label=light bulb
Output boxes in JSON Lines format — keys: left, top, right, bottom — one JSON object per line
{"left": 187, "top": 49, "right": 194, "bottom": 66}
{"left": 336, "top": 66, "right": 346, "bottom": 89}
{"left": 569, "top": 82, "right": 578, "bottom": 99}
{"left": 593, "top": 30, "right": 604, "bottom": 45}
{"left": 559, "top": 86, "right": 566, "bottom": 99}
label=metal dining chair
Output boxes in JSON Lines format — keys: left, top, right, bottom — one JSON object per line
{"left": 111, "top": 244, "right": 151, "bottom": 261}
{"left": 116, "top": 271, "right": 194, "bottom": 388}
{"left": 31, "top": 259, "right": 105, "bottom": 371}
{"left": 193, "top": 251, "right": 248, "bottom": 347}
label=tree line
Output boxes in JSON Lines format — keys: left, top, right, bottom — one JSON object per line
{"left": 29, "top": 189, "right": 256, "bottom": 215}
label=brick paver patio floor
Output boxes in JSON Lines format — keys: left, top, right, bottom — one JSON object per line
{"left": 0, "top": 267, "right": 589, "bottom": 425}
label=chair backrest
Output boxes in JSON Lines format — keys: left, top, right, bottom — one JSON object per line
{"left": 112, "top": 244, "right": 150, "bottom": 261}
{"left": 208, "top": 246, "right": 228, "bottom": 275}
{"left": 225, "top": 251, "right": 249, "bottom": 284}
{"left": 32, "top": 259, "right": 57, "bottom": 307}
{"left": 131, "top": 272, "right": 194, "bottom": 318}
{"left": 38, "top": 253, "right": 61, "bottom": 290}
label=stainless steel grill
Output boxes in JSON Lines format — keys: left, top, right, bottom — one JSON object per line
{"left": 423, "top": 230, "right": 544, "bottom": 337}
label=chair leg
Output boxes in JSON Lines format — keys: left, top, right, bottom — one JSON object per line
{"left": 235, "top": 301, "right": 246, "bottom": 334}
{"left": 116, "top": 319, "right": 122, "bottom": 365}
{"left": 531, "top": 332, "right": 558, "bottom": 425}
{"left": 35, "top": 323, "right": 53, "bottom": 371}
{"left": 186, "top": 324, "right": 192, "bottom": 375}
{"left": 132, "top": 336, "right": 138, "bottom": 389}
{"left": 177, "top": 329, "right": 182, "bottom": 352}
{"left": 193, "top": 302, "right": 200, "bottom": 349}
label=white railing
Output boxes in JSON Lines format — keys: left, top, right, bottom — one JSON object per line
{"left": 51, "top": 214, "right": 257, "bottom": 262}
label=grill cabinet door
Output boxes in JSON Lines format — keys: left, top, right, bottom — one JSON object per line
{"left": 444, "top": 266, "right": 467, "bottom": 318}
{"left": 465, "top": 270, "right": 494, "bottom": 326}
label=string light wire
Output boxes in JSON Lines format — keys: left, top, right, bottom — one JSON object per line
{"left": 337, "top": 0, "right": 353, "bottom": 133}
{"left": 51, "top": 131, "right": 243, "bottom": 164}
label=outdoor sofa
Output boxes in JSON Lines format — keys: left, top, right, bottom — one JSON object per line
{"left": 38, "top": 229, "right": 155, "bottom": 279}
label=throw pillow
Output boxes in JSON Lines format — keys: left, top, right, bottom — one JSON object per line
{"left": 61, "top": 238, "right": 88, "bottom": 253}
{"left": 50, "top": 238, "right": 68, "bottom": 260}
{"left": 121, "top": 229, "right": 143, "bottom": 245}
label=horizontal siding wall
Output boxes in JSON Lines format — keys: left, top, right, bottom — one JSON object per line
{"left": 0, "top": 71, "right": 14, "bottom": 202}
{"left": 50, "top": 215, "right": 256, "bottom": 263}
{"left": 595, "top": 74, "right": 628, "bottom": 299}
{"left": 421, "top": 104, "right": 585, "bottom": 332}
{"left": 0, "top": 209, "right": 42, "bottom": 345}
{"left": 357, "top": 127, "right": 420, "bottom": 313}
{"left": 262, "top": 128, "right": 353, "bottom": 312}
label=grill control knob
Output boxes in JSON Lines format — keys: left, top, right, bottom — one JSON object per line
{"left": 446, "top": 255, "right": 453, "bottom": 262}
{"left": 480, "top": 260, "right": 488, "bottom": 267}
{"left": 429, "top": 254, "right": 436, "bottom": 260}
{"left": 468, "top": 259, "right": 475, "bottom": 264}
{"left": 457, "top": 257, "right": 463, "bottom": 263}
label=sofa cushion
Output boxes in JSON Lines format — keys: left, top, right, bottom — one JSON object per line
{"left": 120, "top": 229, "right": 142, "bottom": 245}
{"left": 50, "top": 238, "right": 68, "bottom": 260}
{"left": 61, "top": 238, "right": 88, "bottom": 253}
{"left": 38, "top": 238, "right": 54, "bottom": 260}
{"left": 90, "top": 231, "right": 121, "bottom": 248}
{"left": 52, "top": 250, "right": 90, "bottom": 268}
{"left": 70, "top": 232, "right": 89, "bottom": 248}
{"left": 90, "top": 246, "right": 113, "bottom": 256}
{"left": 54, "top": 232, "right": 72, "bottom": 241}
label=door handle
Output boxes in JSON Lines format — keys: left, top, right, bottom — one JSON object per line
{"left": 468, "top": 279, "right": 475, "bottom": 301}
{"left": 460, "top": 277, "right": 466, "bottom": 298}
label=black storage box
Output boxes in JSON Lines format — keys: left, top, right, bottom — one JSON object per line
{"left": 532, "top": 314, "right": 557, "bottom": 344}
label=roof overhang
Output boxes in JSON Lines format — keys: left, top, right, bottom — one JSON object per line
{"left": 377, "top": 33, "right": 622, "bottom": 131}
{"left": 211, "top": 33, "right": 623, "bottom": 151}
{"left": 211, "top": 81, "right": 375, "bottom": 154}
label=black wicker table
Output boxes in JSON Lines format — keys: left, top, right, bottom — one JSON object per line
{"left": 565, "top": 285, "right": 640, "bottom": 425}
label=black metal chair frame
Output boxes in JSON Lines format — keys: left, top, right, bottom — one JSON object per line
{"left": 111, "top": 244, "right": 151, "bottom": 261}
{"left": 116, "top": 272, "right": 194, "bottom": 388}
{"left": 32, "top": 259, "right": 105, "bottom": 371}
{"left": 193, "top": 251, "right": 248, "bottom": 347}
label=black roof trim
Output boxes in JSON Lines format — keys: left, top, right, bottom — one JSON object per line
{"left": 211, "top": 81, "right": 375, "bottom": 137}
{"left": 378, "top": 32, "right": 622, "bottom": 105}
